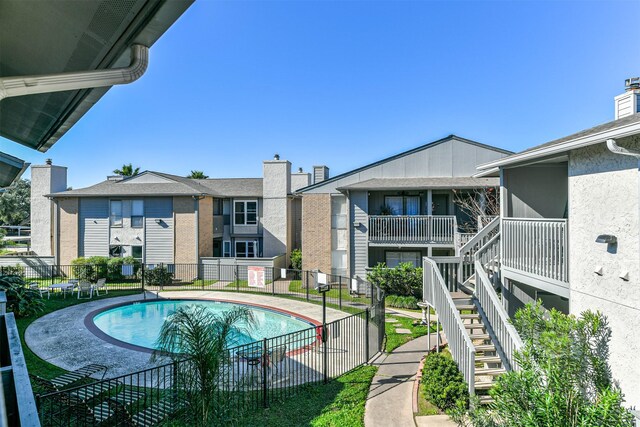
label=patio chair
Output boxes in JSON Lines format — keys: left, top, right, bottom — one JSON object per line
{"left": 29, "top": 282, "right": 49, "bottom": 299}
{"left": 31, "top": 363, "right": 107, "bottom": 391}
{"left": 77, "top": 281, "right": 95, "bottom": 299}
{"left": 108, "top": 395, "right": 187, "bottom": 426}
{"left": 94, "top": 278, "right": 108, "bottom": 296}
{"left": 268, "top": 344, "right": 287, "bottom": 376}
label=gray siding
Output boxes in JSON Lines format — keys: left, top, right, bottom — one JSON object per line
{"left": 504, "top": 164, "right": 568, "bottom": 218}
{"left": 144, "top": 197, "right": 174, "bottom": 264}
{"left": 79, "top": 198, "right": 109, "bottom": 257}
{"left": 350, "top": 191, "right": 368, "bottom": 285}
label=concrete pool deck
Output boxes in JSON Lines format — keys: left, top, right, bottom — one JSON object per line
{"left": 25, "top": 291, "right": 350, "bottom": 378}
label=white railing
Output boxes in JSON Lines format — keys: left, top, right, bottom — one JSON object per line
{"left": 502, "top": 218, "right": 569, "bottom": 284}
{"left": 458, "top": 216, "right": 500, "bottom": 287}
{"left": 459, "top": 233, "right": 476, "bottom": 247}
{"left": 369, "top": 215, "right": 456, "bottom": 245}
{"left": 474, "top": 235, "right": 524, "bottom": 371}
{"left": 423, "top": 257, "right": 476, "bottom": 394}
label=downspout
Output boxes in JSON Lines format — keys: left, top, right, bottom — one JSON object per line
{"left": 0, "top": 45, "right": 149, "bottom": 101}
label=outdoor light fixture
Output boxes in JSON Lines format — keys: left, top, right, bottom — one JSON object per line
{"left": 595, "top": 234, "right": 617, "bottom": 244}
{"left": 155, "top": 219, "right": 163, "bottom": 225}
{"left": 619, "top": 271, "right": 630, "bottom": 281}
{"left": 594, "top": 266, "right": 603, "bottom": 276}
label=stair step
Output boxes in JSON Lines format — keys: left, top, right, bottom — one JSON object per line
{"left": 460, "top": 313, "right": 480, "bottom": 320}
{"left": 468, "top": 333, "right": 490, "bottom": 340}
{"left": 476, "top": 356, "right": 502, "bottom": 364}
{"left": 464, "top": 323, "right": 485, "bottom": 330}
{"left": 475, "top": 368, "right": 506, "bottom": 376}
{"left": 474, "top": 344, "right": 496, "bottom": 352}
{"left": 455, "top": 304, "right": 476, "bottom": 311}
{"left": 474, "top": 381, "right": 496, "bottom": 390}
{"left": 477, "top": 395, "right": 495, "bottom": 405}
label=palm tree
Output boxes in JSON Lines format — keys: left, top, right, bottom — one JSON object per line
{"left": 153, "top": 305, "right": 254, "bottom": 425}
{"left": 113, "top": 163, "right": 140, "bottom": 176}
{"left": 187, "top": 170, "right": 209, "bottom": 179}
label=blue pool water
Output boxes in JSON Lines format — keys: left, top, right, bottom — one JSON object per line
{"left": 93, "top": 300, "right": 315, "bottom": 351}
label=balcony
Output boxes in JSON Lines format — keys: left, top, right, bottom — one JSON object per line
{"left": 368, "top": 215, "right": 457, "bottom": 246}
{"left": 502, "top": 218, "right": 569, "bottom": 292}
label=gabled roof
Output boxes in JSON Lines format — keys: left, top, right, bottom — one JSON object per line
{"left": 477, "top": 113, "right": 640, "bottom": 170}
{"left": 48, "top": 171, "right": 263, "bottom": 198}
{"left": 297, "top": 135, "right": 512, "bottom": 193}
{"left": 336, "top": 177, "right": 499, "bottom": 191}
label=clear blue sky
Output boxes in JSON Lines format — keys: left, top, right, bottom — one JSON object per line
{"left": 3, "top": 0, "right": 640, "bottom": 188}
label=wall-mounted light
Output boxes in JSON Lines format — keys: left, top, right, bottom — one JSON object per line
{"left": 594, "top": 266, "right": 603, "bottom": 276}
{"left": 619, "top": 271, "right": 630, "bottom": 281}
{"left": 155, "top": 219, "right": 163, "bottom": 225}
{"left": 595, "top": 234, "right": 617, "bottom": 244}
{"left": 353, "top": 222, "right": 362, "bottom": 228}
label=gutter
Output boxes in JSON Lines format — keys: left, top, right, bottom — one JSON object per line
{"left": 0, "top": 45, "right": 149, "bottom": 101}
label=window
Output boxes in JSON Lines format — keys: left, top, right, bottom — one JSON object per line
{"left": 110, "top": 200, "right": 123, "bottom": 227}
{"left": 235, "top": 240, "right": 257, "bottom": 258}
{"left": 131, "top": 246, "right": 143, "bottom": 262}
{"left": 384, "top": 196, "right": 420, "bottom": 215}
{"left": 234, "top": 200, "right": 257, "bottom": 225}
{"left": 385, "top": 251, "right": 421, "bottom": 268}
{"left": 223, "top": 241, "right": 231, "bottom": 257}
{"left": 213, "top": 199, "right": 223, "bottom": 216}
{"left": 109, "top": 245, "right": 123, "bottom": 257}
{"left": 131, "top": 200, "right": 144, "bottom": 228}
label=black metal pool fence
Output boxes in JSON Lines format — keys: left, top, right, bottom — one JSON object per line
{"left": 10, "top": 264, "right": 378, "bottom": 310}
{"left": 34, "top": 287, "right": 385, "bottom": 426}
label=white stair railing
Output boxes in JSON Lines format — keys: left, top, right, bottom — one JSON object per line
{"left": 457, "top": 216, "right": 500, "bottom": 287}
{"left": 474, "top": 234, "right": 524, "bottom": 370}
{"left": 423, "top": 257, "right": 476, "bottom": 394}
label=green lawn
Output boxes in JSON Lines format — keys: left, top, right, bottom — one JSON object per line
{"left": 237, "top": 365, "right": 377, "bottom": 427}
{"left": 15, "top": 290, "right": 141, "bottom": 380}
{"left": 384, "top": 315, "right": 436, "bottom": 353}
{"left": 287, "top": 280, "right": 371, "bottom": 305}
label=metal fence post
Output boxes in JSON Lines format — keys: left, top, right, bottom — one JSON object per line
{"left": 339, "top": 276, "right": 342, "bottom": 310}
{"left": 262, "top": 338, "right": 268, "bottom": 408}
{"left": 51, "top": 264, "right": 55, "bottom": 286}
{"left": 272, "top": 267, "right": 276, "bottom": 296}
{"left": 305, "top": 271, "right": 309, "bottom": 301}
{"left": 141, "top": 264, "right": 145, "bottom": 296}
{"left": 235, "top": 264, "right": 240, "bottom": 292}
{"left": 365, "top": 308, "right": 370, "bottom": 363}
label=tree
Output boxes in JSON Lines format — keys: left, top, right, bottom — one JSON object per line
{"left": 366, "top": 262, "right": 423, "bottom": 297}
{"left": 454, "top": 302, "right": 634, "bottom": 427}
{"left": 0, "top": 179, "right": 30, "bottom": 225}
{"left": 112, "top": 163, "right": 140, "bottom": 176}
{"left": 153, "top": 305, "right": 255, "bottom": 425}
{"left": 187, "top": 170, "right": 209, "bottom": 179}
{"left": 452, "top": 187, "right": 499, "bottom": 232}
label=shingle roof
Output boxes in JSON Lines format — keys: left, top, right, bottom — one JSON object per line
{"left": 336, "top": 177, "right": 499, "bottom": 191}
{"left": 48, "top": 171, "right": 264, "bottom": 198}
{"left": 478, "top": 113, "right": 640, "bottom": 170}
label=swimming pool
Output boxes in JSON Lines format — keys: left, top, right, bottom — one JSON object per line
{"left": 92, "top": 299, "right": 317, "bottom": 351}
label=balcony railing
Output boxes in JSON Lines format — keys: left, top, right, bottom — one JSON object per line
{"left": 368, "top": 215, "right": 456, "bottom": 245}
{"left": 502, "top": 218, "right": 568, "bottom": 284}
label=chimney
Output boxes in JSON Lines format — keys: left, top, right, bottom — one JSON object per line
{"left": 313, "top": 165, "right": 329, "bottom": 184}
{"left": 31, "top": 162, "right": 67, "bottom": 256}
{"left": 263, "top": 156, "right": 291, "bottom": 258}
{"left": 291, "top": 167, "right": 311, "bottom": 192}
{"left": 614, "top": 77, "right": 640, "bottom": 120}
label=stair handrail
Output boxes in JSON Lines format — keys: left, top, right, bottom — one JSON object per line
{"left": 457, "top": 216, "right": 500, "bottom": 286}
{"left": 423, "top": 257, "right": 476, "bottom": 394}
{"left": 459, "top": 216, "right": 500, "bottom": 255}
{"left": 474, "top": 234, "right": 524, "bottom": 371}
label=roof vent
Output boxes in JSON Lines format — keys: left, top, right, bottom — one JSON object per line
{"left": 107, "top": 175, "right": 125, "bottom": 182}
{"left": 298, "top": 167, "right": 303, "bottom": 173}
{"left": 313, "top": 165, "right": 329, "bottom": 184}
{"left": 45, "top": 158, "right": 52, "bottom": 165}
{"left": 274, "top": 154, "right": 280, "bottom": 160}
{"left": 614, "top": 78, "right": 640, "bottom": 120}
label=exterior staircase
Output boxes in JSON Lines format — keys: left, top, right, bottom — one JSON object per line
{"left": 452, "top": 292, "right": 505, "bottom": 404}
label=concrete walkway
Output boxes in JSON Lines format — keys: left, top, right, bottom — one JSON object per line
{"left": 364, "top": 331, "right": 454, "bottom": 427}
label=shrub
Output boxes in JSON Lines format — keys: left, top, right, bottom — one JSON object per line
{"left": 72, "top": 256, "right": 140, "bottom": 282}
{"left": 106, "top": 256, "right": 140, "bottom": 281}
{"left": 145, "top": 265, "right": 173, "bottom": 286}
{"left": 0, "top": 264, "right": 25, "bottom": 277}
{"left": 367, "top": 262, "right": 423, "bottom": 298}
{"left": 422, "top": 352, "right": 469, "bottom": 411}
{"left": 386, "top": 295, "right": 419, "bottom": 310}
{"left": 290, "top": 248, "right": 302, "bottom": 271}
{"left": 0, "top": 275, "right": 44, "bottom": 317}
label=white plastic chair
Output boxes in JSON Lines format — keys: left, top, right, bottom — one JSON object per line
{"left": 93, "top": 278, "right": 107, "bottom": 296}
{"left": 29, "top": 282, "right": 50, "bottom": 299}
{"left": 77, "top": 281, "right": 94, "bottom": 299}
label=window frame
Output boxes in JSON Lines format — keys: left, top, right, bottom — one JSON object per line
{"left": 110, "top": 200, "right": 123, "bottom": 227}
{"left": 131, "top": 200, "right": 144, "bottom": 228}
{"left": 109, "top": 245, "right": 123, "bottom": 258}
{"left": 233, "top": 200, "right": 258, "bottom": 226}
{"left": 235, "top": 240, "right": 257, "bottom": 258}
{"left": 131, "top": 245, "right": 143, "bottom": 262}
{"left": 223, "top": 241, "right": 231, "bottom": 257}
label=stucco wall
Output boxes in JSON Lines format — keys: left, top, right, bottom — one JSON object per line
{"left": 262, "top": 160, "right": 291, "bottom": 259}
{"left": 173, "top": 197, "right": 197, "bottom": 264}
{"left": 31, "top": 165, "right": 67, "bottom": 256}
{"left": 109, "top": 199, "right": 145, "bottom": 250}
{"left": 58, "top": 198, "right": 78, "bottom": 265}
{"left": 568, "top": 136, "right": 640, "bottom": 407}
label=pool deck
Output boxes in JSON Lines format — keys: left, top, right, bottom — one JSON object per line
{"left": 25, "top": 291, "right": 350, "bottom": 379}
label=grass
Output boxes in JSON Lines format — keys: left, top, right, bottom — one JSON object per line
{"left": 384, "top": 315, "right": 435, "bottom": 353}
{"left": 287, "top": 280, "right": 371, "bottom": 305}
{"left": 15, "top": 290, "right": 141, "bottom": 379}
{"left": 237, "top": 365, "right": 377, "bottom": 427}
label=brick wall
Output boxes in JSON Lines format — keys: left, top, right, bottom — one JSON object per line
{"left": 173, "top": 197, "right": 197, "bottom": 265}
{"left": 301, "top": 194, "right": 332, "bottom": 273}
{"left": 198, "top": 197, "right": 214, "bottom": 258}
{"left": 58, "top": 198, "right": 78, "bottom": 265}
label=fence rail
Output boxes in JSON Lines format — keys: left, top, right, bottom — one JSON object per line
{"left": 502, "top": 218, "right": 568, "bottom": 284}
{"left": 368, "top": 215, "right": 457, "bottom": 245}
